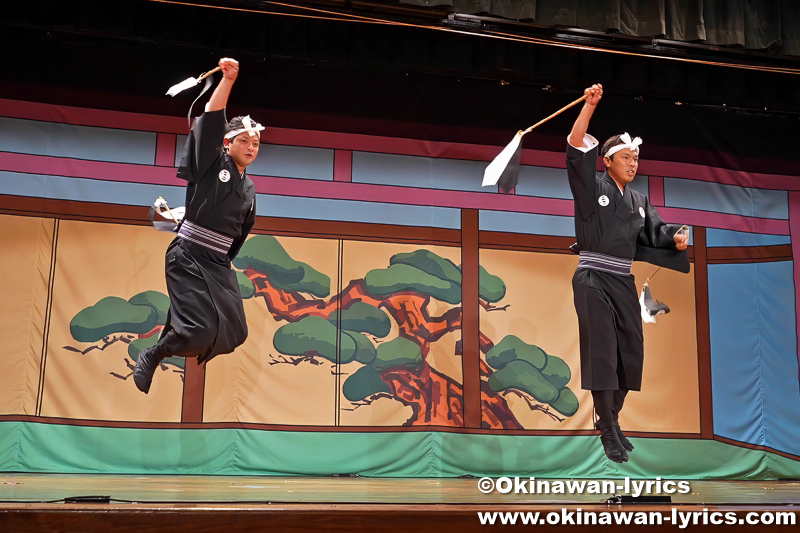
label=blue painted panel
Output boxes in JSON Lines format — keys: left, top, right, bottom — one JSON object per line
{"left": 1, "top": 170, "right": 461, "bottom": 229}
{"left": 515, "top": 168, "right": 648, "bottom": 199}
{"left": 628, "top": 174, "right": 649, "bottom": 198}
{"left": 352, "top": 152, "right": 486, "bottom": 192}
{"left": 479, "top": 210, "right": 575, "bottom": 237}
{"left": 352, "top": 152, "right": 429, "bottom": 187}
{"left": 173, "top": 136, "right": 334, "bottom": 180}
{"left": 756, "top": 261, "right": 800, "bottom": 457}
{"left": 174, "top": 134, "right": 188, "bottom": 167}
{"left": 0, "top": 171, "right": 184, "bottom": 207}
{"left": 248, "top": 144, "right": 334, "bottom": 180}
{"left": 709, "top": 263, "right": 764, "bottom": 446}
{"left": 256, "top": 194, "right": 461, "bottom": 229}
{"left": 709, "top": 262, "right": 800, "bottom": 456}
{"left": 0, "top": 117, "right": 156, "bottom": 165}
{"left": 514, "top": 166, "right": 571, "bottom": 199}
{"left": 664, "top": 178, "right": 788, "bottom": 219}
{"left": 706, "top": 229, "right": 791, "bottom": 247}
{"left": 431, "top": 158, "right": 490, "bottom": 192}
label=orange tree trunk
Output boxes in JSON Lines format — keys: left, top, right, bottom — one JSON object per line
{"left": 247, "top": 271, "right": 523, "bottom": 429}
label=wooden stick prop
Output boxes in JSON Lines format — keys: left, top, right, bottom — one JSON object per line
{"left": 482, "top": 94, "right": 588, "bottom": 189}
{"left": 157, "top": 197, "right": 180, "bottom": 224}
{"left": 639, "top": 224, "right": 690, "bottom": 322}
{"left": 521, "top": 94, "right": 588, "bottom": 134}
{"left": 149, "top": 197, "right": 185, "bottom": 233}
{"left": 166, "top": 66, "right": 222, "bottom": 96}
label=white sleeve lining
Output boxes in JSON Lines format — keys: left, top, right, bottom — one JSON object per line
{"left": 568, "top": 133, "right": 599, "bottom": 153}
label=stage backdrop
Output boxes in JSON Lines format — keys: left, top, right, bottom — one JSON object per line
{"left": 0, "top": 99, "right": 798, "bottom": 479}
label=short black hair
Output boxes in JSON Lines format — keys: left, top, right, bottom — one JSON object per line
{"left": 600, "top": 134, "right": 626, "bottom": 159}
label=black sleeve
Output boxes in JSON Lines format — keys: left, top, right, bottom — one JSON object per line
{"left": 633, "top": 244, "right": 690, "bottom": 273}
{"left": 634, "top": 198, "right": 690, "bottom": 273}
{"left": 228, "top": 197, "right": 256, "bottom": 261}
{"left": 566, "top": 143, "right": 598, "bottom": 221}
{"left": 638, "top": 197, "right": 679, "bottom": 249}
{"left": 176, "top": 109, "right": 227, "bottom": 183}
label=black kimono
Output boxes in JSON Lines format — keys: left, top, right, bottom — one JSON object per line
{"left": 156, "top": 109, "right": 256, "bottom": 364}
{"left": 567, "top": 137, "right": 688, "bottom": 391}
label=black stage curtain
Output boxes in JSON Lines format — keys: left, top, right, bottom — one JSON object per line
{"left": 400, "top": 0, "right": 800, "bottom": 56}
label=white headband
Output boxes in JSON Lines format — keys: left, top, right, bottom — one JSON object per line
{"left": 225, "top": 115, "right": 265, "bottom": 140}
{"left": 605, "top": 132, "right": 642, "bottom": 158}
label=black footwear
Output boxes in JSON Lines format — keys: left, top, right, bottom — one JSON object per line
{"left": 614, "top": 424, "right": 634, "bottom": 452}
{"left": 133, "top": 346, "right": 164, "bottom": 394}
{"left": 599, "top": 426, "right": 628, "bottom": 463}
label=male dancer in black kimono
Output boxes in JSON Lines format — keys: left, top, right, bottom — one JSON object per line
{"left": 134, "top": 57, "right": 261, "bottom": 394}
{"left": 567, "top": 84, "right": 689, "bottom": 462}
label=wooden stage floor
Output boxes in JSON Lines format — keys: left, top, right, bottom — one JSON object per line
{"left": 1, "top": 474, "right": 799, "bottom": 531}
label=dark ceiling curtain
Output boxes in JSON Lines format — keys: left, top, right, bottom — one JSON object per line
{"left": 742, "top": 0, "right": 781, "bottom": 50}
{"left": 703, "top": 0, "right": 785, "bottom": 50}
{"left": 451, "top": 0, "right": 491, "bottom": 14}
{"left": 399, "top": 0, "right": 453, "bottom": 6}
{"left": 781, "top": 2, "right": 800, "bottom": 56}
{"left": 665, "top": 0, "right": 705, "bottom": 40}
{"left": 575, "top": 0, "right": 666, "bottom": 35}
{"left": 619, "top": 0, "right": 666, "bottom": 36}
{"left": 576, "top": 0, "right": 623, "bottom": 32}
{"left": 398, "top": 0, "right": 799, "bottom": 56}
{"left": 400, "top": 0, "right": 537, "bottom": 18}
{"left": 534, "top": 0, "right": 577, "bottom": 25}
{"left": 702, "top": 0, "right": 745, "bottom": 45}
{"left": 452, "top": 0, "right": 538, "bottom": 19}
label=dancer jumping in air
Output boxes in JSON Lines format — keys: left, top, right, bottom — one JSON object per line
{"left": 134, "top": 57, "right": 262, "bottom": 394}
{"left": 566, "top": 84, "right": 689, "bottom": 462}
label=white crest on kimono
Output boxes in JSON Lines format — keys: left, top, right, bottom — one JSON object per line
{"left": 219, "top": 169, "right": 231, "bottom": 183}
{"left": 598, "top": 195, "right": 609, "bottom": 207}
{"left": 639, "top": 207, "right": 645, "bottom": 218}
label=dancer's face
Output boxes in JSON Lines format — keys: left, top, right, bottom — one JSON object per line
{"left": 225, "top": 133, "right": 260, "bottom": 171}
{"left": 603, "top": 148, "right": 638, "bottom": 189}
